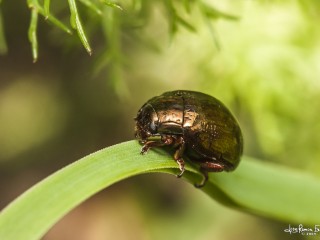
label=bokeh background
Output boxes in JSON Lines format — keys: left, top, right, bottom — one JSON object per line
{"left": 1, "top": 1, "right": 320, "bottom": 239}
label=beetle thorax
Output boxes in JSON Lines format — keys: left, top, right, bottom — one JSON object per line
{"left": 156, "top": 108, "right": 183, "bottom": 134}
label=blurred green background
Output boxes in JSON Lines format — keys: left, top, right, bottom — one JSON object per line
{"left": 1, "top": 0, "right": 319, "bottom": 239}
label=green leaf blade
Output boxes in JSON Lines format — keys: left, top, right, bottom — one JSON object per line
{"left": 0, "top": 140, "right": 319, "bottom": 240}
{"left": 206, "top": 157, "right": 320, "bottom": 224}
{"left": 0, "top": 141, "right": 186, "bottom": 240}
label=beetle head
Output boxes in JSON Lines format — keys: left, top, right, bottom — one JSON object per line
{"left": 135, "top": 104, "right": 159, "bottom": 142}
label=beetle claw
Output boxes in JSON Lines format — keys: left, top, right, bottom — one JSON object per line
{"left": 176, "top": 169, "right": 184, "bottom": 178}
{"left": 194, "top": 170, "right": 208, "bottom": 188}
{"left": 194, "top": 181, "right": 205, "bottom": 188}
{"left": 140, "top": 151, "right": 148, "bottom": 155}
{"left": 140, "top": 146, "right": 149, "bottom": 155}
{"left": 175, "top": 158, "right": 185, "bottom": 178}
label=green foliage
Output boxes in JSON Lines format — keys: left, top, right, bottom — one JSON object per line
{"left": 0, "top": 7, "right": 7, "bottom": 54}
{"left": 0, "top": 0, "right": 236, "bottom": 61}
{"left": 0, "top": 141, "right": 320, "bottom": 240}
{"left": 101, "top": 0, "right": 123, "bottom": 11}
{"left": 43, "top": 0, "right": 50, "bottom": 17}
{"left": 24, "top": 0, "right": 124, "bottom": 61}
{"left": 28, "top": 8, "right": 38, "bottom": 62}
{"left": 68, "top": 0, "right": 92, "bottom": 55}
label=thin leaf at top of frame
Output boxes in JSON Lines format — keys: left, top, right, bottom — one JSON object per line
{"left": 201, "top": 3, "right": 239, "bottom": 21}
{"left": 176, "top": 15, "right": 196, "bottom": 32}
{"left": 68, "top": 0, "right": 92, "bottom": 55}
{"left": 79, "top": 0, "right": 102, "bottom": 15}
{"left": 28, "top": 7, "right": 39, "bottom": 62}
{"left": 101, "top": 0, "right": 123, "bottom": 11}
{"left": 183, "top": 0, "right": 192, "bottom": 13}
{"left": 29, "top": 0, "right": 72, "bottom": 34}
{"left": 44, "top": 0, "right": 50, "bottom": 18}
{"left": 0, "top": 8, "right": 8, "bottom": 54}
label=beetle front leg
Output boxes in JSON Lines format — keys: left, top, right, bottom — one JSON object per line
{"left": 173, "top": 137, "right": 186, "bottom": 178}
{"left": 140, "top": 135, "right": 174, "bottom": 154}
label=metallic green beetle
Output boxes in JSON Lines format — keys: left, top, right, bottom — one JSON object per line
{"left": 135, "top": 90, "right": 243, "bottom": 187}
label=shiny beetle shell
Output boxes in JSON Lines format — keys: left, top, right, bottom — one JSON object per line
{"left": 134, "top": 90, "right": 243, "bottom": 187}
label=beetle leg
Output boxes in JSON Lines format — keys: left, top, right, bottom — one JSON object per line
{"left": 194, "top": 169, "right": 208, "bottom": 188}
{"left": 140, "top": 135, "right": 173, "bottom": 154}
{"left": 195, "top": 162, "right": 224, "bottom": 188}
{"left": 199, "top": 162, "right": 225, "bottom": 172}
{"left": 140, "top": 141, "right": 163, "bottom": 154}
{"left": 173, "top": 137, "right": 186, "bottom": 178}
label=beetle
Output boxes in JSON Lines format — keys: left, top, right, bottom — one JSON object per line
{"left": 134, "top": 90, "right": 243, "bottom": 187}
